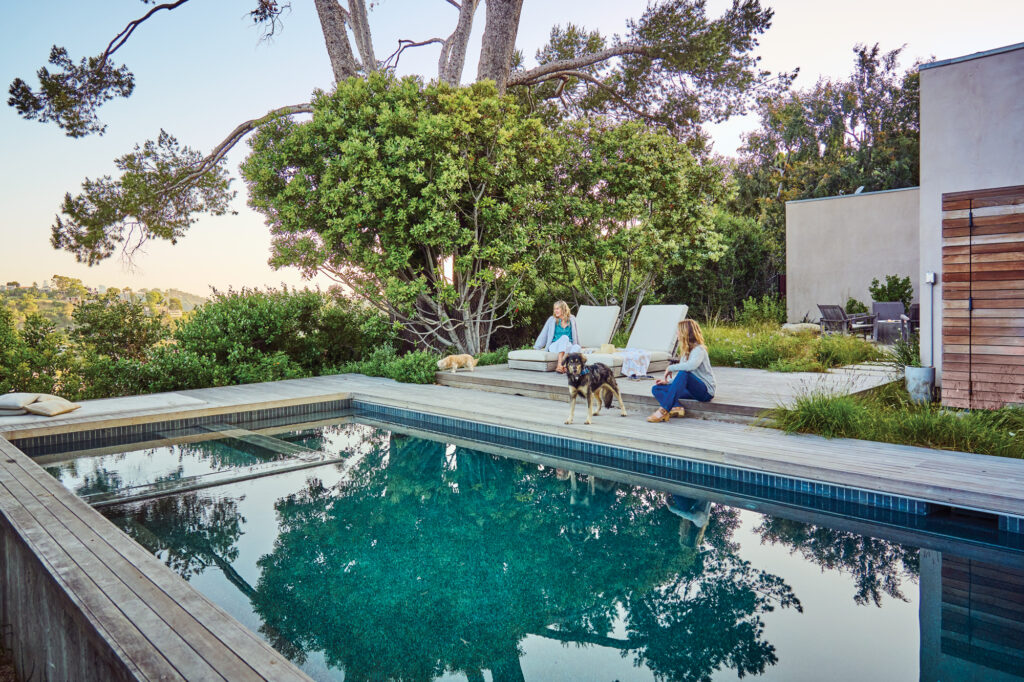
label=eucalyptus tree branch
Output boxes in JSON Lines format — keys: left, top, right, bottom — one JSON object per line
{"left": 438, "top": 0, "right": 478, "bottom": 85}
{"left": 347, "top": 0, "right": 378, "bottom": 70}
{"left": 507, "top": 44, "right": 649, "bottom": 87}
{"left": 523, "top": 69, "right": 652, "bottom": 120}
{"left": 383, "top": 38, "right": 446, "bottom": 72}
{"left": 101, "top": 0, "right": 193, "bottom": 62}
{"left": 167, "top": 103, "right": 312, "bottom": 193}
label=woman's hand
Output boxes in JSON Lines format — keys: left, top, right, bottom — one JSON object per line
{"left": 656, "top": 370, "right": 672, "bottom": 386}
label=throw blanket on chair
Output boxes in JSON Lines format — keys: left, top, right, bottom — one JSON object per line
{"left": 621, "top": 348, "right": 652, "bottom": 378}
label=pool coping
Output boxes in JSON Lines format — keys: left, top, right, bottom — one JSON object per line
{"left": 1, "top": 373, "right": 1023, "bottom": 680}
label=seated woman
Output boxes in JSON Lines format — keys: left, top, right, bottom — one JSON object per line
{"left": 533, "top": 300, "right": 581, "bottom": 373}
{"left": 647, "top": 319, "right": 716, "bottom": 422}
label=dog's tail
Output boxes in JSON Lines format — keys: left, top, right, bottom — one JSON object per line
{"left": 603, "top": 387, "right": 613, "bottom": 409}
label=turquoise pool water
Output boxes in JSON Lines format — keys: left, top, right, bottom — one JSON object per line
{"left": 46, "top": 420, "right": 1024, "bottom": 681}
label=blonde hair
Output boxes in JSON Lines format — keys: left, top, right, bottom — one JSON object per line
{"left": 553, "top": 300, "right": 571, "bottom": 321}
{"left": 677, "top": 319, "right": 706, "bottom": 358}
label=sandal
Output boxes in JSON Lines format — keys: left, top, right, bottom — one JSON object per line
{"left": 646, "top": 409, "right": 670, "bottom": 423}
{"left": 669, "top": 406, "right": 686, "bottom": 418}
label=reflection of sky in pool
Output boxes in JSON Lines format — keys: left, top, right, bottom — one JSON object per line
{"left": 56, "top": 421, "right": 1021, "bottom": 682}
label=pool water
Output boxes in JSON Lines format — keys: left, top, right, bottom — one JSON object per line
{"left": 48, "top": 421, "right": 1024, "bottom": 681}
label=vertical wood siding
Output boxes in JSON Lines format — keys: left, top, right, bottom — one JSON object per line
{"left": 942, "top": 185, "right": 1024, "bottom": 409}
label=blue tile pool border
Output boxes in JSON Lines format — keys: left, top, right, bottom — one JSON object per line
{"left": 354, "top": 400, "right": 1024, "bottom": 539}
{"left": 9, "top": 399, "right": 354, "bottom": 457}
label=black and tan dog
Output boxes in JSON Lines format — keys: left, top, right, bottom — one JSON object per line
{"left": 563, "top": 353, "right": 628, "bottom": 425}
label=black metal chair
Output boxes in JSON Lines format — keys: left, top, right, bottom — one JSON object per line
{"left": 817, "top": 304, "right": 877, "bottom": 339}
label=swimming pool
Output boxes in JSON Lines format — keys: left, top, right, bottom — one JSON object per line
{"left": 40, "top": 413, "right": 1024, "bottom": 681}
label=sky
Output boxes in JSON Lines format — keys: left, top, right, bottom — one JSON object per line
{"left": 1, "top": 0, "right": 1023, "bottom": 296}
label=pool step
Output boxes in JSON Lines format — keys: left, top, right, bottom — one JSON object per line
{"left": 85, "top": 427, "right": 344, "bottom": 507}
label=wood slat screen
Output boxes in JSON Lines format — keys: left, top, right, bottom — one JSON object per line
{"left": 941, "top": 184, "right": 1024, "bottom": 409}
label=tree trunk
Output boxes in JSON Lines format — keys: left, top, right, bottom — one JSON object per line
{"left": 476, "top": 0, "right": 524, "bottom": 92}
{"left": 313, "top": 0, "right": 360, "bottom": 82}
{"left": 439, "top": 0, "right": 479, "bottom": 85}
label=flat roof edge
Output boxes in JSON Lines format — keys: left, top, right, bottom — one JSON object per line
{"left": 785, "top": 186, "right": 919, "bottom": 205}
{"left": 920, "top": 41, "right": 1024, "bottom": 71}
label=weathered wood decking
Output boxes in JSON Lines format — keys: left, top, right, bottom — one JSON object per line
{"left": 436, "top": 362, "right": 898, "bottom": 422}
{"left": 0, "top": 435, "right": 311, "bottom": 681}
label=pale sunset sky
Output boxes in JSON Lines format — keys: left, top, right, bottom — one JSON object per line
{"left": 1, "top": 0, "right": 1022, "bottom": 296}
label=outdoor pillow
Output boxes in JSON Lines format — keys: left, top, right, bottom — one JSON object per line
{"left": 0, "top": 393, "right": 41, "bottom": 410}
{"left": 24, "top": 396, "right": 81, "bottom": 417}
{"left": 0, "top": 408, "right": 28, "bottom": 416}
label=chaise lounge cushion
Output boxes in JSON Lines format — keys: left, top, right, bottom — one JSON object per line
{"left": 584, "top": 304, "right": 689, "bottom": 375}
{"left": 582, "top": 350, "right": 672, "bottom": 368}
{"left": 508, "top": 305, "right": 619, "bottom": 369}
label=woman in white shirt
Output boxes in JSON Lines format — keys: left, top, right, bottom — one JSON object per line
{"left": 648, "top": 319, "right": 716, "bottom": 422}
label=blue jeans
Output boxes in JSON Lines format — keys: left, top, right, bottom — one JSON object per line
{"left": 651, "top": 371, "right": 712, "bottom": 411}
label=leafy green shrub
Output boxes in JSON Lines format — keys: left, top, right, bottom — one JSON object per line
{"left": 334, "top": 345, "right": 438, "bottom": 384}
{"left": 735, "top": 294, "right": 786, "bottom": 326}
{"left": 72, "top": 294, "right": 166, "bottom": 361}
{"left": 174, "top": 288, "right": 396, "bottom": 376}
{"left": 869, "top": 274, "right": 914, "bottom": 310}
{"left": 845, "top": 298, "right": 868, "bottom": 315}
{"left": 0, "top": 311, "right": 84, "bottom": 398}
{"left": 386, "top": 350, "right": 439, "bottom": 384}
{"left": 476, "top": 347, "right": 510, "bottom": 366}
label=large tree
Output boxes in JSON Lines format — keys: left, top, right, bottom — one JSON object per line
{"left": 543, "top": 119, "right": 726, "bottom": 332}
{"left": 733, "top": 43, "right": 920, "bottom": 252}
{"left": 11, "top": 0, "right": 789, "bottom": 350}
{"left": 11, "top": 0, "right": 786, "bottom": 257}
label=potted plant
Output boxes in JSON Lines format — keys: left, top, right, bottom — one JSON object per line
{"left": 890, "top": 333, "right": 933, "bottom": 403}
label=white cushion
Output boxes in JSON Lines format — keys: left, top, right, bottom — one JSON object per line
{"left": 24, "top": 396, "right": 81, "bottom": 417}
{"left": 508, "top": 349, "right": 559, "bottom": 362}
{"left": 0, "top": 408, "right": 28, "bottom": 416}
{"left": 585, "top": 350, "right": 671, "bottom": 367}
{"left": 625, "top": 305, "right": 689, "bottom": 352}
{"left": 0, "top": 393, "right": 42, "bottom": 409}
{"left": 575, "top": 305, "right": 619, "bottom": 348}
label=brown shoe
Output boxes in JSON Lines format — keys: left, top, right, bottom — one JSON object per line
{"left": 669, "top": 406, "right": 685, "bottom": 418}
{"left": 646, "top": 409, "right": 670, "bottom": 423}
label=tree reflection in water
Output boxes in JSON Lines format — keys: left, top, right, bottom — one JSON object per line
{"left": 755, "top": 517, "right": 919, "bottom": 606}
{"left": 248, "top": 431, "right": 801, "bottom": 681}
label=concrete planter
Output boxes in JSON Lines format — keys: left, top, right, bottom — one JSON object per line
{"left": 905, "top": 366, "right": 935, "bottom": 404}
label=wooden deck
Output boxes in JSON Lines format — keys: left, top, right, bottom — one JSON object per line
{"left": 0, "top": 435, "right": 312, "bottom": 681}
{"left": 436, "top": 362, "right": 898, "bottom": 422}
{"left": 1, "top": 371, "right": 1022, "bottom": 679}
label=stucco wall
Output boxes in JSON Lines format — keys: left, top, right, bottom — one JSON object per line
{"left": 785, "top": 188, "right": 920, "bottom": 323}
{"left": 919, "top": 44, "right": 1024, "bottom": 384}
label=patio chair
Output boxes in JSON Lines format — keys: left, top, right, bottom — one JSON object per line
{"left": 900, "top": 303, "right": 920, "bottom": 341}
{"left": 508, "top": 305, "right": 619, "bottom": 372}
{"left": 817, "top": 304, "right": 877, "bottom": 339}
{"left": 582, "top": 304, "right": 689, "bottom": 377}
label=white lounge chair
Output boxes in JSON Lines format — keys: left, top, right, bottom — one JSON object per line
{"left": 583, "top": 304, "right": 688, "bottom": 376}
{"left": 508, "top": 305, "right": 619, "bottom": 372}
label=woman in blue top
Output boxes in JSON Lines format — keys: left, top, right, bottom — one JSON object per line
{"left": 648, "top": 319, "right": 716, "bottom": 422}
{"left": 533, "top": 300, "right": 581, "bottom": 374}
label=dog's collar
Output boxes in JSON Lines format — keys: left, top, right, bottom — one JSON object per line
{"left": 580, "top": 366, "right": 590, "bottom": 376}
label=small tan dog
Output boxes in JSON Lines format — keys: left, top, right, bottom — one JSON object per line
{"left": 437, "top": 354, "right": 478, "bottom": 373}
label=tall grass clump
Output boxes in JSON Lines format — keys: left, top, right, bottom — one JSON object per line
{"left": 703, "top": 321, "right": 883, "bottom": 373}
{"left": 768, "top": 382, "right": 1024, "bottom": 458}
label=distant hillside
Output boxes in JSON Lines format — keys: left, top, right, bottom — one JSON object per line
{"left": 162, "top": 288, "right": 208, "bottom": 311}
